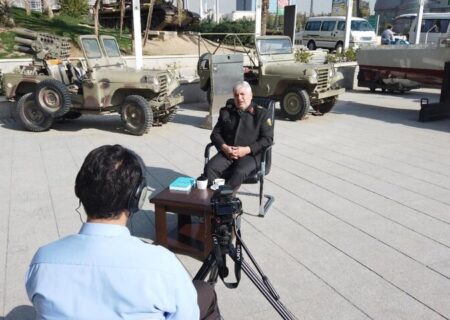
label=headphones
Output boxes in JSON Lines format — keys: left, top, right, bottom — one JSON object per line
{"left": 127, "top": 151, "right": 149, "bottom": 214}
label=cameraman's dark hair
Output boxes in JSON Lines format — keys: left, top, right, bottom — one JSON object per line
{"left": 75, "top": 144, "right": 142, "bottom": 219}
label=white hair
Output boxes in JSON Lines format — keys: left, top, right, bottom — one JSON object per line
{"left": 232, "top": 81, "right": 252, "bottom": 94}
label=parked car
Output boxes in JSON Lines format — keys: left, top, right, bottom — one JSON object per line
{"left": 299, "top": 16, "right": 377, "bottom": 52}
{"left": 197, "top": 34, "right": 345, "bottom": 120}
{"left": 1, "top": 29, "right": 183, "bottom": 135}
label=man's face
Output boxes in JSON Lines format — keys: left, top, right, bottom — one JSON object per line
{"left": 233, "top": 86, "right": 253, "bottom": 110}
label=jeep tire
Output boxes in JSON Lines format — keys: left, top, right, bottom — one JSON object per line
{"left": 121, "top": 95, "right": 153, "bottom": 135}
{"left": 312, "top": 97, "right": 337, "bottom": 114}
{"left": 160, "top": 106, "right": 178, "bottom": 124}
{"left": 35, "top": 79, "right": 71, "bottom": 117}
{"left": 14, "top": 93, "right": 53, "bottom": 132}
{"left": 281, "top": 88, "right": 310, "bottom": 121}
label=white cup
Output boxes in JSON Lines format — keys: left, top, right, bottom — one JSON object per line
{"left": 197, "top": 179, "right": 208, "bottom": 190}
{"left": 214, "top": 178, "right": 225, "bottom": 186}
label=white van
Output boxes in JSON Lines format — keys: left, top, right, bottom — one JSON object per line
{"left": 408, "top": 13, "right": 450, "bottom": 44}
{"left": 300, "top": 16, "right": 377, "bottom": 51}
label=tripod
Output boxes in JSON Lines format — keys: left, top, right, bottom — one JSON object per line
{"left": 193, "top": 216, "right": 297, "bottom": 320}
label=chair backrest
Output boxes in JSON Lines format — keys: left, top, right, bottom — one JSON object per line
{"left": 252, "top": 98, "right": 275, "bottom": 176}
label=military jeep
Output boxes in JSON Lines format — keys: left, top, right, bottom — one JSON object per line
{"left": 2, "top": 28, "right": 183, "bottom": 135}
{"left": 197, "top": 34, "right": 344, "bottom": 120}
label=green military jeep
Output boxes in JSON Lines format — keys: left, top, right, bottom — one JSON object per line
{"left": 197, "top": 34, "right": 344, "bottom": 120}
{"left": 2, "top": 28, "right": 183, "bottom": 135}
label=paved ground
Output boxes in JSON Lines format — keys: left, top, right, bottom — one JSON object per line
{"left": 1, "top": 88, "right": 449, "bottom": 320}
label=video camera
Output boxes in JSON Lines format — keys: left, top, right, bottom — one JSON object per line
{"left": 210, "top": 185, "right": 242, "bottom": 249}
{"left": 211, "top": 185, "right": 242, "bottom": 217}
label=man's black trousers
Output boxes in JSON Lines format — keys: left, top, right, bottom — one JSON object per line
{"left": 205, "top": 152, "right": 257, "bottom": 189}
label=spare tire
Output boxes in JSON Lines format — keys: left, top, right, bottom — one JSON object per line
{"left": 35, "top": 79, "right": 71, "bottom": 117}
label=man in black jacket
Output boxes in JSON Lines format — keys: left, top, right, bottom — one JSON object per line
{"left": 205, "top": 81, "right": 274, "bottom": 189}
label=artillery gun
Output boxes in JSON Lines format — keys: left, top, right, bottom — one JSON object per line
{"left": 2, "top": 28, "right": 183, "bottom": 134}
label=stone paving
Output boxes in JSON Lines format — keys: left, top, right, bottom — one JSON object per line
{"left": 1, "top": 88, "right": 449, "bottom": 320}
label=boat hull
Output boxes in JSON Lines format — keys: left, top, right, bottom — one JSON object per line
{"left": 357, "top": 45, "right": 450, "bottom": 88}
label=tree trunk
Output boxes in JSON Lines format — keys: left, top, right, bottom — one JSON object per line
{"left": 22, "top": 0, "right": 31, "bottom": 15}
{"left": 177, "top": 0, "right": 183, "bottom": 27}
{"left": 41, "top": 0, "right": 54, "bottom": 19}
{"left": 143, "top": 0, "right": 155, "bottom": 47}
{"left": 94, "top": 0, "right": 101, "bottom": 37}
{"left": 261, "top": 0, "right": 269, "bottom": 36}
{"left": 119, "top": 0, "right": 125, "bottom": 37}
{"left": 356, "top": 0, "right": 362, "bottom": 17}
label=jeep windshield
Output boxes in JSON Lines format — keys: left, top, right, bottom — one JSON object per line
{"left": 81, "top": 38, "right": 102, "bottom": 59}
{"left": 257, "top": 38, "right": 293, "bottom": 55}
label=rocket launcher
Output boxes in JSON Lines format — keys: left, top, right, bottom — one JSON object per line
{"left": 13, "top": 28, "right": 71, "bottom": 62}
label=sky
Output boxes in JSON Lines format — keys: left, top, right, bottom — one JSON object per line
{"left": 186, "top": 0, "right": 376, "bottom": 17}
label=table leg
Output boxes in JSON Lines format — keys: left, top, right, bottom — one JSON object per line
{"left": 203, "top": 211, "right": 212, "bottom": 257}
{"left": 155, "top": 205, "right": 168, "bottom": 247}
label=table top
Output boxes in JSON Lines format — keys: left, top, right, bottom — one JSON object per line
{"left": 150, "top": 187, "right": 214, "bottom": 210}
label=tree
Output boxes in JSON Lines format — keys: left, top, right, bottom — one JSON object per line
{"left": 261, "top": 0, "right": 269, "bottom": 35}
{"left": 93, "top": 0, "right": 102, "bottom": 37}
{"left": 143, "top": 0, "right": 155, "bottom": 46}
{"left": 119, "top": 0, "right": 125, "bottom": 37}
{"left": 42, "top": 0, "right": 54, "bottom": 19}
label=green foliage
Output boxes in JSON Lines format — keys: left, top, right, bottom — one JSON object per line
{"left": 58, "top": 0, "right": 89, "bottom": 19}
{"left": 295, "top": 49, "right": 312, "bottom": 63}
{"left": 196, "top": 18, "right": 255, "bottom": 46}
{"left": 326, "top": 47, "right": 358, "bottom": 63}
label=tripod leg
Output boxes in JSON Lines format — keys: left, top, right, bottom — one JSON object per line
{"left": 240, "top": 260, "right": 297, "bottom": 320}
{"left": 194, "top": 253, "right": 215, "bottom": 281}
{"left": 207, "top": 263, "right": 219, "bottom": 286}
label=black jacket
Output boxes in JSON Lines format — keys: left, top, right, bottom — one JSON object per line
{"left": 211, "top": 101, "right": 274, "bottom": 160}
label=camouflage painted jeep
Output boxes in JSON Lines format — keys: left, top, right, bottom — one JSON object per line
{"left": 197, "top": 35, "right": 345, "bottom": 120}
{"left": 2, "top": 28, "right": 183, "bottom": 135}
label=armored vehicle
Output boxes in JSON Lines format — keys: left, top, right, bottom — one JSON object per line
{"left": 99, "top": 0, "right": 200, "bottom": 32}
{"left": 197, "top": 34, "right": 345, "bottom": 120}
{"left": 2, "top": 28, "right": 183, "bottom": 135}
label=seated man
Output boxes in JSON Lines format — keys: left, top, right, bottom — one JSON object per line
{"left": 26, "top": 144, "right": 220, "bottom": 320}
{"left": 205, "top": 81, "right": 274, "bottom": 191}
{"left": 381, "top": 25, "right": 395, "bottom": 45}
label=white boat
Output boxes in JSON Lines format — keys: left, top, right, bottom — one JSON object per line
{"left": 357, "top": 37, "right": 450, "bottom": 91}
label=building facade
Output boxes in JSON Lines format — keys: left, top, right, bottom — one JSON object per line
{"left": 236, "top": 0, "right": 253, "bottom": 11}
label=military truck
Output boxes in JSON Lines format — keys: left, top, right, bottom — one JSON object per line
{"left": 1, "top": 28, "right": 183, "bottom": 135}
{"left": 197, "top": 34, "right": 345, "bottom": 120}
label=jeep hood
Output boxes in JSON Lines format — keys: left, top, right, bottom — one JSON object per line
{"left": 264, "top": 61, "right": 328, "bottom": 77}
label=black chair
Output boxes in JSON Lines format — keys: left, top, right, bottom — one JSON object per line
{"left": 204, "top": 97, "right": 275, "bottom": 217}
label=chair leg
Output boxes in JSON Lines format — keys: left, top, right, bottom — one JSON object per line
{"left": 236, "top": 178, "right": 274, "bottom": 217}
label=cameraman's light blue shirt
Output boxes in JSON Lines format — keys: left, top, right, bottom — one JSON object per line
{"left": 26, "top": 223, "right": 199, "bottom": 320}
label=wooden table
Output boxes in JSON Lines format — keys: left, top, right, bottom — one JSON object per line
{"left": 150, "top": 187, "right": 214, "bottom": 260}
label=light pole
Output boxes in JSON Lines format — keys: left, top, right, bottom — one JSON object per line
{"left": 343, "top": 0, "right": 353, "bottom": 51}
{"left": 255, "top": 0, "right": 262, "bottom": 36}
{"left": 132, "top": 0, "right": 143, "bottom": 70}
{"left": 415, "top": 0, "right": 424, "bottom": 44}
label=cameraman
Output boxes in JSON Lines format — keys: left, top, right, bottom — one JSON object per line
{"left": 205, "top": 81, "right": 274, "bottom": 191}
{"left": 25, "top": 144, "right": 220, "bottom": 320}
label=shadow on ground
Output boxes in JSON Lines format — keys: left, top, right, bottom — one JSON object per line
{"left": 334, "top": 93, "right": 450, "bottom": 133}
{"left": 0, "top": 115, "right": 126, "bottom": 134}
{"left": 1, "top": 305, "right": 35, "bottom": 320}
{"left": 130, "top": 166, "right": 190, "bottom": 241}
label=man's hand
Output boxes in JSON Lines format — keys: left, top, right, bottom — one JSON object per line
{"left": 221, "top": 144, "right": 235, "bottom": 159}
{"left": 230, "top": 146, "right": 251, "bottom": 160}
